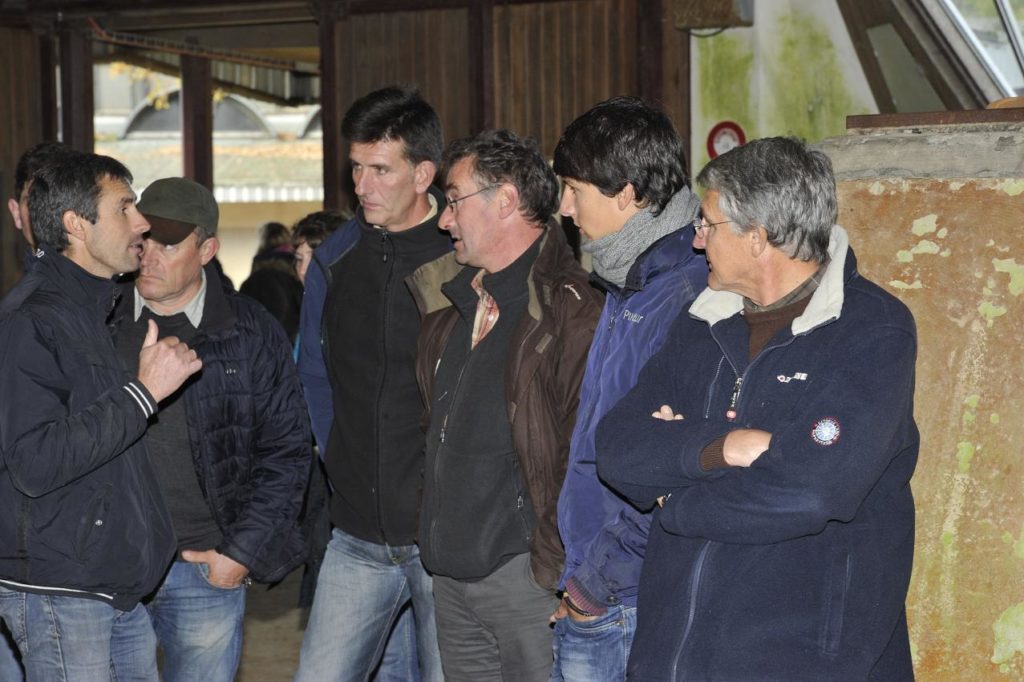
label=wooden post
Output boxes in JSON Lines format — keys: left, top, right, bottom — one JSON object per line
{"left": 319, "top": 0, "right": 353, "bottom": 212}
{"left": 58, "top": 25, "right": 94, "bottom": 152}
{"left": 180, "top": 54, "right": 214, "bottom": 190}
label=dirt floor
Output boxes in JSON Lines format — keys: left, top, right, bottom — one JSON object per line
{"left": 237, "top": 568, "right": 307, "bottom": 681}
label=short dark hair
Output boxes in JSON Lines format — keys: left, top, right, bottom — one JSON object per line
{"left": 258, "top": 221, "right": 290, "bottom": 252}
{"left": 13, "top": 141, "right": 72, "bottom": 198}
{"left": 696, "top": 137, "right": 835, "bottom": 263}
{"left": 341, "top": 86, "right": 442, "bottom": 167}
{"left": 292, "top": 210, "right": 347, "bottom": 251}
{"left": 28, "top": 152, "right": 134, "bottom": 254}
{"left": 553, "top": 96, "right": 688, "bottom": 216}
{"left": 443, "top": 129, "right": 559, "bottom": 225}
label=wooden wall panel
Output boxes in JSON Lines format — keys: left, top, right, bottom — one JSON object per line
{"left": 493, "top": 0, "right": 638, "bottom": 155}
{"left": 1, "top": 27, "right": 48, "bottom": 295}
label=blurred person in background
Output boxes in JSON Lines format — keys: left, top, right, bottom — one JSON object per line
{"left": 239, "top": 220, "right": 303, "bottom": 342}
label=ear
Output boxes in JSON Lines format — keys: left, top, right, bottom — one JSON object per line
{"left": 616, "top": 183, "right": 637, "bottom": 211}
{"left": 7, "top": 198, "right": 23, "bottom": 231}
{"left": 63, "top": 210, "right": 88, "bottom": 244}
{"left": 496, "top": 183, "right": 520, "bottom": 220}
{"left": 750, "top": 225, "right": 770, "bottom": 258}
{"left": 413, "top": 160, "right": 436, "bottom": 194}
{"left": 199, "top": 236, "right": 220, "bottom": 265}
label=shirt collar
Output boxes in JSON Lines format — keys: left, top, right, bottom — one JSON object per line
{"left": 134, "top": 268, "right": 207, "bottom": 327}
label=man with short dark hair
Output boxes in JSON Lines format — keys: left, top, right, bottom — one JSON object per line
{"left": 410, "top": 129, "right": 602, "bottom": 680}
{"left": 0, "top": 153, "right": 201, "bottom": 680}
{"left": 549, "top": 96, "right": 707, "bottom": 681}
{"left": 109, "top": 177, "right": 311, "bottom": 682}
{"left": 7, "top": 142, "right": 72, "bottom": 269}
{"left": 598, "top": 137, "right": 918, "bottom": 680}
{"left": 295, "top": 86, "right": 450, "bottom": 681}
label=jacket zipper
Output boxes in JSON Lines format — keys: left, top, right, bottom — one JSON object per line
{"left": 670, "top": 540, "right": 712, "bottom": 680}
{"left": 375, "top": 231, "right": 393, "bottom": 543}
{"left": 432, "top": 355, "right": 469, "bottom": 555}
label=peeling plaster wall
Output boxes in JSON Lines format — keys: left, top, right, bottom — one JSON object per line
{"left": 820, "top": 123, "right": 1024, "bottom": 679}
{"left": 690, "top": 0, "right": 877, "bottom": 172}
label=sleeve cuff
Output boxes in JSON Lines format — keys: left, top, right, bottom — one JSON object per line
{"left": 700, "top": 435, "right": 728, "bottom": 471}
{"left": 565, "top": 576, "right": 609, "bottom": 617}
{"left": 123, "top": 381, "right": 158, "bottom": 418}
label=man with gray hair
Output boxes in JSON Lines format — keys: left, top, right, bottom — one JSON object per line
{"left": 110, "top": 177, "right": 311, "bottom": 681}
{"left": 410, "top": 129, "right": 602, "bottom": 680}
{"left": 597, "top": 137, "right": 918, "bottom": 680}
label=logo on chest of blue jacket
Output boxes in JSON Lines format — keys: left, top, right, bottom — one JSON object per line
{"left": 810, "top": 417, "right": 841, "bottom": 446}
{"left": 621, "top": 309, "right": 644, "bottom": 324}
{"left": 777, "top": 372, "right": 807, "bottom": 383}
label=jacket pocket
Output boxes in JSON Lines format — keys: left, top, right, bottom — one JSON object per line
{"left": 74, "top": 483, "right": 113, "bottom": 563}
{"left": 819, "top": 548, "right": 851, "bottom": 656}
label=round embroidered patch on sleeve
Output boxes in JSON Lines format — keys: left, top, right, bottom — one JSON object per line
{"left": 811, "top": 417, "right": 841, "bottom": 446}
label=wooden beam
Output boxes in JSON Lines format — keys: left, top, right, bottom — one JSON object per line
{"left": 39, "top": 33, "right": 59, "bottom": 141}
{"left": 847, "top": 108, "right": 1024, "bottom": 130}
{"left": 468, "top": 0, "right": 494, "bottom": 132}
{"left": 180, "top": 53, "right": 213, "bottom": 189}
{"left": 319, "top": 0, "right": 352, "bottom": 212}
{"left": 637, "top": 0, "right": 664, "bottom": 106}
{"left": 58, "top": 25, "right": 94, "bottom": 152}
{"left": 836, "top": 0, "right": 897, "bottom": 114}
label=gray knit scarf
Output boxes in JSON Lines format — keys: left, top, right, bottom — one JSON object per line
{"left": 582, "top": 187, "right": 701, "bottom": 287}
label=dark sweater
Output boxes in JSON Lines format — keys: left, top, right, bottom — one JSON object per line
{"left": 115, "top": 306, "right": 222, "bottom": 554}
{"left": 420, "top": 239, "right": 541, "bottom": 580}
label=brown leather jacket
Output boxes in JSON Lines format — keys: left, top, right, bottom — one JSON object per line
{"left": 408, "top": 226, "right": 603, "bottom": 589}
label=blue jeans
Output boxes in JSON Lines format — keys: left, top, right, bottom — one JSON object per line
{"left": 0, "top": 585, "right": 158, "bottom": 681}
{"left": 295, "top": 528, "right": 443, "bottom": 682}
{"left": 550, "top": 605, "right": 636, "bottom": 682}
{"left": 145, "top": 560, "right": 246, "bottom": 682}
{"left": 0, "top": 619, "right": 23, "bottom": 681}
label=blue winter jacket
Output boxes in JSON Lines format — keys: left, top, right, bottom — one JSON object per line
{"left": 597, "top": 227, "right": 918, "bottom": 680}
{"left": 556, "top": 227, "right": 706, "bottom": 611}
{"left": 296, "top": 218, "right": 360, "bottom": 452}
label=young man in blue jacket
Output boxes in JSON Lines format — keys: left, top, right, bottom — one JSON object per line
{"left": 597, "top": 137, "right": 918, "bottom": 680}
{"left": 549, "top": 97, "right": 707, "bottom": 681}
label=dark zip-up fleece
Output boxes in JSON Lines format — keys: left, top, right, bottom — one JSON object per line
{"left": 410, "top": 226, "right": 604, "bottom": 590}
{"left": 322, "top": 200, "right": 450, "bottom": 546}
{"left": 419, "top": 238, "right": 539, "bottom": 581}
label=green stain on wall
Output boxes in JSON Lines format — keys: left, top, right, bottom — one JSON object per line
{"left": 993, "top": 258, "right": 1024, "bottom": 296}
{"left": 979, "top": 301, "right": 1008, "bottom": 326}
{"left": 964, "top": 395, "right": 980, "bottom": 409}
{"left": 912, "top": 215, "right": 939, "bottom": 236}
{"left": 911, "top": 240, "right": 940, "bottom": 255}
{"left": 897, "top": 250, "right": 914, "bottom": 263}
{"left": 997, "top": 179, "right": 1024, "bottom": 196}
{"left": 941, "top": 530, "right": 954, "bottom": 548}
{"left": 765, "top": 11, "right": 856, "bottom": 141}
{"left": 956, "top": 441, "right": 975, "bottom": 473}
{"left": 990, "top": 413, "right": 1001, "bottom": 425}
{"left": 697, "top": 34, "right": 755, "bottom": 170}
{"left": 1015, "top": 526, "right": 1024, "bottom": 560}
{"left": 889, "top": 279, "right": 923, "bottom": 290}
{"left": 991, "top": 602, "right": 1024, "bottom": 665}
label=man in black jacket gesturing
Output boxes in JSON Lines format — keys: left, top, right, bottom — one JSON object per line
{"left": 0, "top": 153, "right": 201, "bottom": 680}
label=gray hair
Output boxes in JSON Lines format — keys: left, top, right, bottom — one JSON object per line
{"left": 696, "top": 137, "right": 835, "bottom": 263}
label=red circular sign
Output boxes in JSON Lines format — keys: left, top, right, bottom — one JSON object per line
{"left": 706, "top": 121, "right": 746, "bottom": 159}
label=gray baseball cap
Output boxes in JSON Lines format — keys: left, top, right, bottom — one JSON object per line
{"left": 138, "top": 177, "right": 219, "bottom": 245}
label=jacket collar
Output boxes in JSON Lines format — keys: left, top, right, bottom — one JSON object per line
{"left": 409, "top": 220, "right": 575, "bottom": 322}
{"left": 35, "top": 250, "right": 121, "bottom": 317}
{"left": 689, "top": 225, "right": 853, "bottom": 335}
{"left": 591, "top": 227, "right": 701, "bottom": 295}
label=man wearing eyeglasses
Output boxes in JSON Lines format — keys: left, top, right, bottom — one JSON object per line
{"left": 548, "top": 96, "right": 708, "bottom": 682}
{"left": 409, "top": 129, "right": 602, "bottom": 680}
{"left": 295, "top": 86, "right": 449, "bottom": 682}
{"left": 597, "top": 137, "right": 918, "bottom": 680}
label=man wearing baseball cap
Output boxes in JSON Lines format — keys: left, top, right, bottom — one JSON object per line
{"left": 110, "top": 177, "right": 312, "bottom": 682}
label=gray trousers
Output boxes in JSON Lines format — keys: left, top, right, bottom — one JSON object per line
{"left": 432, "top": 552, "right": 559, "bottom": 682}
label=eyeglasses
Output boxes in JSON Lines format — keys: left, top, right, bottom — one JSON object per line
{"left": 691, "top": 215, "right": 732, "bottom": 236}
{"left": 444, "top": 185, "right": 496, "bottom": 213}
